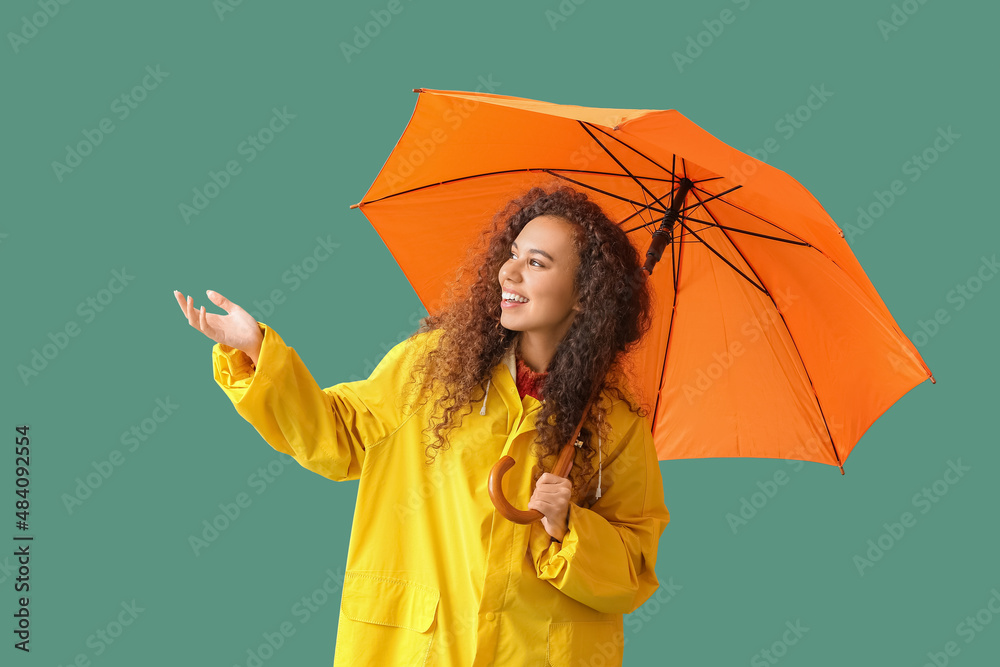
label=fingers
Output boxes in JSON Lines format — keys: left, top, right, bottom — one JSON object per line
{"left": 173, "top": 291, "right": 205, "bottom": 334}
{"left": 532, "top": 480, "right": 571, "bottom": 505}
{"left": 538, "top": 472, "right": 572, "bottom": 485}
{"left": 173, "top": 290, "right": 193, "bottom": 319}
{"left": 186, "top": 295, "right": 200, "bottom": 330}
{"left": 528, "top": 498, "right": 550, "bottom": 513}
{"left": 173, "top": 290, "right": 188, "bottom": 316}
{"left": 206, "top": 289, "right": 233, "bottom": 313}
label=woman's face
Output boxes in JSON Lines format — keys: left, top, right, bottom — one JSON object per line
{"left": 498, "top": 214, "right": 582, "bottom": 344}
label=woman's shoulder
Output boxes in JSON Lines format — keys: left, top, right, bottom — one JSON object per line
{"left": 397, "top": 326, "right": 445, "bottom": 357}
{"left": 376, "top": 326, "right": 445, "bottom": 377}
{"left": 601, "top": 381, "right": 654, "bottom": 439}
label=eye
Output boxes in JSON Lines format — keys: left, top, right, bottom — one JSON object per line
{"left": 510, "top": 250, "right": 543, "bottom": 267}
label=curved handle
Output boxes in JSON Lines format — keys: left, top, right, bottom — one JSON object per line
{"left": 488, "top": 440, "right": 578, "bottom": 524}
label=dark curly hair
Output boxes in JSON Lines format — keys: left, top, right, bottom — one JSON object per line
{"left": 402, "top": 181, "right": 654, "bottom": 500}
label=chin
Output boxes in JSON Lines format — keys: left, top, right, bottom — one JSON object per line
{"left": 499, "top": 316, "right": 525, "bottom": 332}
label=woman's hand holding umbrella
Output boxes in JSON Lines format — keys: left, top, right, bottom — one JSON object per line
{"left": 173, "top": 289, "right": 263, "bottom": 365}
{"left": 528, "top": 467, "right": 574, "bottom": 542}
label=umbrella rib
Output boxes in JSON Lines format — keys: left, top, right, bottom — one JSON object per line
{"left": 624, "top": 190, "right": 656, "bottom": 233}
{"left": 358, "top": 168, "right": 674, "bottom": 206}
{"left": 688, "top": 182, "right": 861, "bottom": 290}
{"left": 549, "top": 169, "right": 676, "bottom": 184}
{"left": 682, "top": 216, "right": 810, "bottom": 246}
{"left": 621, "top": 179, "right": 729, "bottom": 234}
{"left": 619, "top": 205, "right": 658, "bottom": 230}
{"left": 689, "top": 188, "right": 844, "bottom": 472}
{"left": 623, "top": 215, "right": 672, "bottom": 235}
{"left": 678, "top": 184, "right": 742, "bottom": 213}
{"left": 577, "top": 122, "right": 673, "bottom": 214}
{"left": 541, "top": 170, "right": 669, "bottom": 214}
{"left": 687, "top": 182, "right": 817, "bottom": 246}
{"left": 587, "top": 123, "right": 685, "bottom": 183}
{"left": 675, "top": 218, "right": 767, "bottom": 294}
{"left": 576, "top": 124, "right": 736, "bottom": 236}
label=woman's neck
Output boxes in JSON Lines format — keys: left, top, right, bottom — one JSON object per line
{"left": 516, "top": 332, "right": 556, "bottom": 373}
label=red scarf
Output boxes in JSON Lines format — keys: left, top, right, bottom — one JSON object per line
{"left": 515, "top": 355, "right": 548, "bottom": 401}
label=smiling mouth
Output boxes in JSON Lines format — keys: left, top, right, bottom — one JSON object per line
{"left": 502, "top": 290, "right": 529, "bottom": 304}
{"left": 501, "top": 294, "right": 529, "bottom": 308}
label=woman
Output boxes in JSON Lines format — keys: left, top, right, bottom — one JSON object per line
{"left": 174, "top": 184, "right": 670, "bottom": 666}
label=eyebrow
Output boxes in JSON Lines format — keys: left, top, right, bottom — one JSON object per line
{"left": 511, "top": 241, "right": 554, "bottom": 262}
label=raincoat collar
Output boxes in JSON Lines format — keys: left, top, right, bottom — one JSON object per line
{"left": 480, "top": 345, "right": 537, "bottom": 413}
{"left": 479, "top": 345, "right": 604, "bottom": 499}
{"left": 503, "top": 346, "right": 516, "bottom": 384}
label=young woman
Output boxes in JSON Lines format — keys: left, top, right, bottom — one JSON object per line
{"left": 174, "top": 184, "right": 670, "bottom": 666}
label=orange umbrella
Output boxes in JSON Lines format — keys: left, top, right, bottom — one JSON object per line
{"left": 351, "top": 88, "right": 934, "bottom": 485}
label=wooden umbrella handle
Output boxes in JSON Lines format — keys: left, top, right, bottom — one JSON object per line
{"left": 488, "top": 392, "right": 598, "bottom": 524}
{"left": 488, "top": 441, "right": 578, "bottom": 524}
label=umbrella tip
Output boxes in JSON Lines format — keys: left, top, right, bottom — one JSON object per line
{"left": 349, "top": 203, "right": 360, "bottom": 209}
{"left": 413, "top": 88, "right": 423, "bottom": 93}
{"left": 839, "top": 464, "right": 845, "bottom": 475}
{"left": 929, "top": 373, "right": 936, "bottom": 384}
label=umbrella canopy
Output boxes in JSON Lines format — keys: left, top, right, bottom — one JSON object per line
{"left": 351, "top": 88, "right": 934, "bottom": 473}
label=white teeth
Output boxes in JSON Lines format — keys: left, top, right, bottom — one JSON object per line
{"left": 502, "top": 291, "right": 529, "bottom": 303}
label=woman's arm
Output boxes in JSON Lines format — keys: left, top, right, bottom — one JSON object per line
{"left": 213, "top": 322, "right": 436, "bottom": 481}
{"left": 527, "top": 413, "right": 670, "bottom": 615}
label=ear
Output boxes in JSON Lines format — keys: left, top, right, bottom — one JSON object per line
{"left": 569, "top": 280, "right": 583, "bottom": 312}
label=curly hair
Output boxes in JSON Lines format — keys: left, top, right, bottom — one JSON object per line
{"left": 401, "top": 181, "right": 654, "bottom": 500}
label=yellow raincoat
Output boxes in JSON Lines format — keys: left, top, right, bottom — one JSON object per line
{"left": 213, "top": 322, "right": 670, "bottom": 666}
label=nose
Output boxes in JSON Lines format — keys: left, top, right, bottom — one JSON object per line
{"left": 499, "top": 256, "right": 522, "bottom": 284}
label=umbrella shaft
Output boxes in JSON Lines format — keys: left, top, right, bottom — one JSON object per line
{"left": 643, "top": 177, "right": 693, "bottom": 275}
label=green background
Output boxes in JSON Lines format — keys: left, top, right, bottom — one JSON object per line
{"left": 3, "top": 0, "right": 997, "bottom": 665}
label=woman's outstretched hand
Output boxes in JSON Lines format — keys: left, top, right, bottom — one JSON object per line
{"left": 173, "top": 290, "right": 263, "bottom": 365}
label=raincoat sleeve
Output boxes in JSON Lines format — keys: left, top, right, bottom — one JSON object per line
{"left": 211, "top": 321, "right": 434, "bottom": 482}
{"left": 527, "top": 412, "right": 670, "bottom": 615}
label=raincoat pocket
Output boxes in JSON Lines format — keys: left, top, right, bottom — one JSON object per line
{"left": 546, "top": 620, "right": 622, "bottom": 667}
{"left": 339, "top": 572, "right": 440, "bottom": 664}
